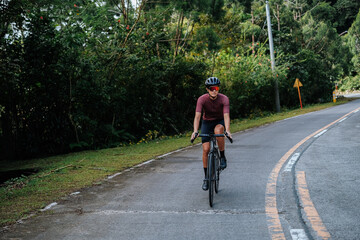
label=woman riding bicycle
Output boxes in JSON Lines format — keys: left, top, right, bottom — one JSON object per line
{"left": 191, "top": 77, "right": 232, "bottom": 191}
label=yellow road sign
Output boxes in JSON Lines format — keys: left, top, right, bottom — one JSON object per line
{"left": 293, "top": 78, "right": 303, "bottom": 109}
{"left": 293, "top": 78, "right": 303, "bottom": 88}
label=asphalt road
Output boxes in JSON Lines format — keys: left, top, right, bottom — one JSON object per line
{"left": 1, "top": 98, "right": 360, "bottom": 240}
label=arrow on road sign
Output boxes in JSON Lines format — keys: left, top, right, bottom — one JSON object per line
{"left": 293, "top": 78, "right": 303, "bottom": 88}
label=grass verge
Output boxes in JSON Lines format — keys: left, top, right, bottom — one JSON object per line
{"left": 0, "top": 98, "right": 355, "bottom": 226}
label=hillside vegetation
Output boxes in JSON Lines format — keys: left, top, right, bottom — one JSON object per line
{"left": 1, "top": 0, "right": 360, "bottom": 160}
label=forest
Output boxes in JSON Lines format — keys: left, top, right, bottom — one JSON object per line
{"left": 1, "top": 0, "right": 360, "bottom": 160}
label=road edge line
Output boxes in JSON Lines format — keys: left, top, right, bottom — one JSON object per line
{"left": 296, "top": 171, "right": 331, "bottom": 239}
{"left": 265, "top": 106, "right": 360, "bottom": 239}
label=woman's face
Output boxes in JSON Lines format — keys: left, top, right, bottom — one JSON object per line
{"left": 207, "top": 85, "right": 219, "bottom": 99}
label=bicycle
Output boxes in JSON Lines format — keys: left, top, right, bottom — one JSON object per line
{"left": 191, "top": 132, "right": 233, "bottom": 207}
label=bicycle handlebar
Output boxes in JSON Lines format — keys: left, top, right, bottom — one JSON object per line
{"left": 190, "top": 132, "right": 233, "bottom": 143}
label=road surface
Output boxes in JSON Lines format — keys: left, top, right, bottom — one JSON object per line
{"left": 1, "top": 98, "right": 360, "bottom": 239}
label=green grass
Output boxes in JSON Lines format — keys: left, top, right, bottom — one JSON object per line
{"left": 0, "top": 98, "right": 355, "bottom": 226}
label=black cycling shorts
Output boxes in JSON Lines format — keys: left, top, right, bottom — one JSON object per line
{"left": 200, "top": 119, "right": 225, "bottom": 143}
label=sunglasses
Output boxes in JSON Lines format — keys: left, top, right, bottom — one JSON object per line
{"left": 209, "top": 86, "right": 219, "bottom": 91}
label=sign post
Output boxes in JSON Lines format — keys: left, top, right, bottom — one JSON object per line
{"left": 334, "top": 83, "right": 338, "bottom": 103}
{"left": 293, "top": 78, "right": 303, "bottom": 109}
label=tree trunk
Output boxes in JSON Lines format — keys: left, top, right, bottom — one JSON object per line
{"left": 173, "top": 11, "right": 184, "bottom": 63}
{"left": 252, "top": 10, "right": 255, "bottom": 54}
{"left": 68, "top": 75, "right": 80, "bottom": 144}
{"left": 277, "top": 4, "right": 281, "bottom": 45}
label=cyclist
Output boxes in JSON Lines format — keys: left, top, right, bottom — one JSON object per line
{"left": 191, "top": 77, "right": 232, "bottom": 191}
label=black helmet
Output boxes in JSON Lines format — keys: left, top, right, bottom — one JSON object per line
{"left": 205, "top": 77, "right": 220, "bottom": 87}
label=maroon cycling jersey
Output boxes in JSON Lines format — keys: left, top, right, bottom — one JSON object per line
{"left": 195, "top": 93, "right": 230, "bottom": 120}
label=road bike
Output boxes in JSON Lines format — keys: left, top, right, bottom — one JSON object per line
{"left": 191, "top": 132, "right": 233, "bottom": 207}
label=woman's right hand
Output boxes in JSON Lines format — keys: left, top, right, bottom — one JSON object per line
{"left": 190, "top": 132, "right": 199, "bottom": 143}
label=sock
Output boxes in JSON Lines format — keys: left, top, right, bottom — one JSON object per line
{"left": 204, "top": 168, "right": 207, "bottom": 177}
{"left": 220, "top": 150, "right": 225, "bottom": 158}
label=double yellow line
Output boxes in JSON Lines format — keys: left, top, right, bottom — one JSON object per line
{"left": 265, "top": 106, "right": 360, "bottom": 240}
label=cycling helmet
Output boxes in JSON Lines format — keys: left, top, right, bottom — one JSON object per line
{"left": 205, "top": 77, "right": 220, "bottom": 87}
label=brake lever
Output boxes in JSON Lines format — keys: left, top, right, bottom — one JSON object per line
{"left": 225, "top": 131, "right": 233, "bottom": 143}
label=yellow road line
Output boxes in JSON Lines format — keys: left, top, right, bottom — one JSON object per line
{"left": 296, "top": 171, "right": 330, "bottom": 239}
{"left": 265, "top": 106, "right": 360, "bottom": 239}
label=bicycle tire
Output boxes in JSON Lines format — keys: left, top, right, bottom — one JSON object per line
{"left": 208, "top": 153, "right": 215, "bottom": 207}
{"left": 215, "top": 153, "right": 220, "bottom": 193}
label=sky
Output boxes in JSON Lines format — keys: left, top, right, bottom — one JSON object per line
{"left": 131, "top": 0, "right": 139, "bottom": 8}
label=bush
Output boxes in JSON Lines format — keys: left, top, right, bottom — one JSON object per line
{"left": 339, "top": 75, "right": 360, "bottom": 91}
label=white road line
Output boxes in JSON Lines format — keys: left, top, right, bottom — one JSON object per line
{"left": 92, "top": 209, "right": 263, "bottom": 216}
{"left": 70, "top": 191, "right": 80, "bottom": 196}
{"left": 107, "top": 145, "right": 196, "bottom": 180}
{"left": 284, "top": 153, "right": 300, "bottom": 172}
{"left": 339, "top": 117, "right": 348, "bottom": 123}
{"left": 41, "top": 202, "right": 58, "bottom": 211}
{"left": 136, "top": 159, "right": 155, "bottom": 167}
{"left": 107, "top": 172, "right": 123, "bottom": 179}
{"left": 314, "top": 129, "right": 328, "bottom": 138}
{"left": 354, "top": 109, "right": 359, "bottom": 113}
{"left": 278, "top": 115, "right": 302, "bottom": 122}
{"left": 157, "top": 147, "right": 190, "bottom": 158}
{"left": 277, "top": 111, "right": 317, "bottom": 123}
{"left": 290, "top": 229, "right": 309, "bottom": 240}
{"left": 159, "top": 151, "right": 178, "bottom": 158}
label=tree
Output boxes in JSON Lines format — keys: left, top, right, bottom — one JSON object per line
{"left": 311, "top": 2, "right": 336, "bottom": 23}
{"left": 345, "top": 9, "right": 360, "bottom": 73}
{"left": 333, "top": 0, "right": 360, "bottom": 33}
{"left": 1, "top": 0, "right": 358, "bottom": 160}
{"left": 340, "top": 9, "right": 360, "bottom": 91}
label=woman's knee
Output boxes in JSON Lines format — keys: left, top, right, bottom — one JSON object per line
{"left": 202, "top": 143, "right": 210, "bottom": 153}
{"left": 214, "top": 124, "right": 224, "bottom": 133}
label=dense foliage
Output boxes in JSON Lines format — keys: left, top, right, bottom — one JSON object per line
{"left": 1, "top": 0, "right": 359, "bottom": 160}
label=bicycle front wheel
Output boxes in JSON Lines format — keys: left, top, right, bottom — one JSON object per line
{"left": 215, "top": 154, "right": 220, "bottom": 193}
{"left": 208, "top": 153, "right": 215, "bottom": 207}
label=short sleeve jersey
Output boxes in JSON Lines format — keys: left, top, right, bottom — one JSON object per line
{"left": 195, "top": 93, "right": 230, "bottom": 121}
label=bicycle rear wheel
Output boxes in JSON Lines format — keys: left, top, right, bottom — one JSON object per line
{"left": 208, "top": 153, "right": 215, "bottom": 207}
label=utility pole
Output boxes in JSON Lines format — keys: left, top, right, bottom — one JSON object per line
{"left": 266, "top": 1, "right": 281, "bottom": 112}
